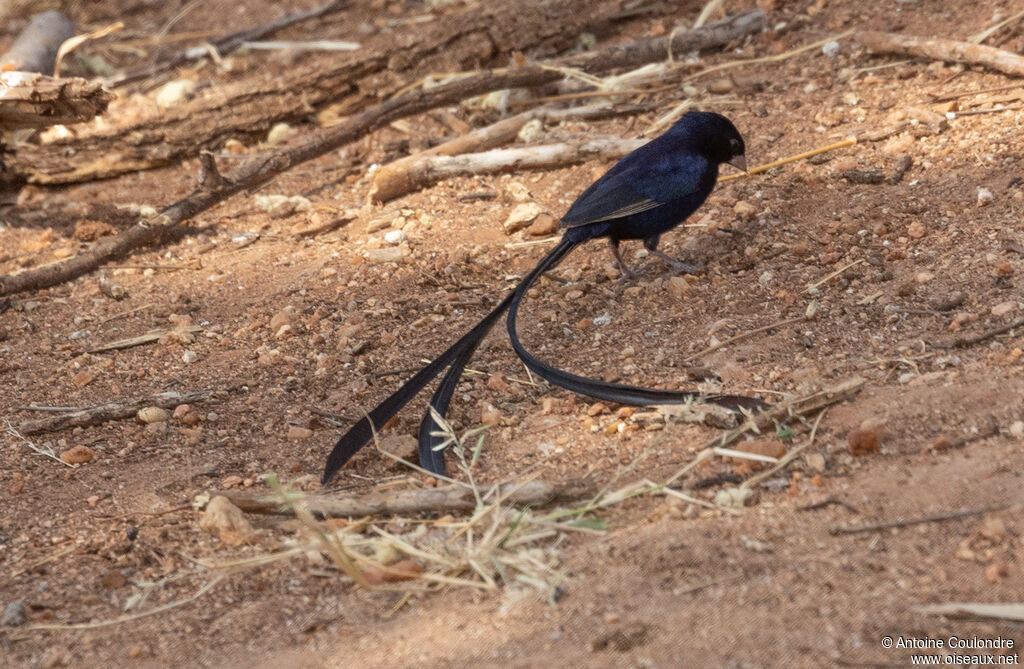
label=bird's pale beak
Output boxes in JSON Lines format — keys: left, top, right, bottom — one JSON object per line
{"left": 728, "top": 154, "right": 748, "bottom": 173}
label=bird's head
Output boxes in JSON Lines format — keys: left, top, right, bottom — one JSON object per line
{"left": 669, "top": 111, "right": 747, "bottom": 172}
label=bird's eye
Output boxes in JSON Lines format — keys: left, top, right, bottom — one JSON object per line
{"left": 729, "top": 138, "right": 742, "bottom": 154}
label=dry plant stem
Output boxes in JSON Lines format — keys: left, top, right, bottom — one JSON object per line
{"left": 718, "top": 139, "right": 857, "bottom": 183}
{"left": 14, "top": 389, "right": 221, "bottom": 435}
{"left": 665, "top": 377, "right": 865, "bottom": 486}
{"left": 828, "top": 504, "right": 1010, "bottom": 536}
{"left": 916, "top": 603, "right": 1024, "bottom": 623}
{"left": 369, "top": 103, "right": 652, "bottom": 202}
{"left": 0, "top": 13, "right": 764, "bottom": 297}
{"left": 856, "top": 31, "right": 1024, "bottom": 78}
{"left": 930, "top": 316, "right": 1024, "bottom": 349}
{"left": 223, "top": 479, "right": 597, "bottom": 518}
{"left": 684, "top": 315, "right": 804, "bottom": 362}
{"left": 88, "top": 325, "right": 202, "bottom": 353}
{"left": 805, "top": 258, "right": 865, "bottom": 293}
{"left": 742, "top": 407, "right": 827, "bottom": 489}
{"left": 21, "top": 576, "right": 225, "bottom": 631}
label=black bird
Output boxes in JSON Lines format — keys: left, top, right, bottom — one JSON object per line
{"left": 323, "top": 111, "right": 756, "bottom": 484}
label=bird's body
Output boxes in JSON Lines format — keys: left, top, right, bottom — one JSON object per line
{"left": 323, "top": 111, "right": 753, "bottom": 484}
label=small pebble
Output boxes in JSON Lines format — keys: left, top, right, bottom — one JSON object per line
{"left": 503, "top": 203, "right": 543, "bottom": 233}
{"left": 287, "top": 426, "right": 314, "bottom": 440}
{"left": 991, "top": 301, "right": 1017, "bottom": 317}
{"left": 136, "top": 406, "right": 169, "bottom": 424}
{"left": 155, "top": 79, "right": 196, "bottom": 109}
{"left": 977, "top": 187, "right": 993, "bottom": 206}
{"left": 60, "top": 445, "right": 95, "bottom": 464}
{"left": 266, "top": 122, "right": 297, "bottom": 145}
{"left": 847, "top": 429, "right": 879, "bottom": 456}
{"left": 384, "top": 229, "right": 407, "bottom": 245}
{"left": 1, "top": 601, "right": 26, "bottom": 627}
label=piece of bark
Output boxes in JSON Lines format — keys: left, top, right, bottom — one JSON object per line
{"left": 856, "top": 31, "right": 1024, "bottom": 78}
{"left": 224, "top": 479, "right": 597, "bottom": 517}
{"left": 369, "top": 103, "right": 651, "bottom": 202}
{"left": 0, "top": 71, "right": 112, "bottom": 129}
{"left": 373, "top": 136, "right": 645, "bottom": 202}
{"left": 8, "top": 8, "right": 765, "bottom": 184}
{"left": 0, "top": 11, "right": 74, "bottom": 75}
{"left": 0, "top": 12, "right": 764, "bottom": 297}
{"left": 15, "top": 389, "right": 223, "bottom": 435}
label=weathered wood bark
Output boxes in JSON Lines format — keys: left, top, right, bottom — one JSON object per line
{"left": 7, "top": 0, "right": 637, "bottom": 183}
{"left": 15, "top": 389, "right": 224, "bottom": 435}
{"left": 0, "top": 11, "right": 764, "bottom": 297}
{"left": 223, "top": 479, "right": 597, "bottom": 517}
{"left": 0, "top": 71, "right": 111, "bottom": 129}
{"left": 373, "top": 137, "right": 646, "bottom": 202}
{"left": 856, "top": 31, "right": 1024, "bottom": 78}
{"left": 8, "top": 7, "right": 764, "bottom": 184}
{"left": 369, "top": 103, "right": 652, "bottom": 202}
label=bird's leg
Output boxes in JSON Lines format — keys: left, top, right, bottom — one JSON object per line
{"left": 608, "top": 238, "right": 639, "bottom": 279}
{"left": 643, "top": 235, "right": 701, "bottom": 274}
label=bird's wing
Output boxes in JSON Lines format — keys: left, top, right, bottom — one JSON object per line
{"left": 559, "top": 150, "right": 707, "bottom": 228}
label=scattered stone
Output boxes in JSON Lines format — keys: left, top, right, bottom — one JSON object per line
{"left": 287, "top": 426, "right": 314, "bottom": 440}
{"left": 991, "top": 301, "right": 1018, "bottom": 317}
{"left": 985, "top": 563, "right": 1010, "bottom": 583}
{"left": 365, "top": 213, "right": 395, "bottom": 233}
{"left": 366, "top": 247, "right": 404, "bottom": 263}
{"left": 74, "top": 219, "right": 116, "bottom": 241}
{"left": 587, "top": 402, "right": 609, "bottom": 417}
{"left": 266, "top": 122, "right": 297, "bottom": 145}
{"left": 486, "top": 373, "right": 511, "bottom": 392}
{"left": 1008, "top": 421, "right": 1024, "bottom": 439}
{"left": 505, "top": 182, "right": 531, "bottom": 202}
{"left": 977, "top": 187, "right": 993, "bottom": 206}
{"left": 60, "top": 445, "right": 95, "bottom": 464}
{"left": 199, "top": 496, "right": 255, "bottom": 546}
{"left": 995, "top": 262, "right": 1013, "bottom": 278}
{"left": 71, "top": 370, "right": 94, "bottom": 388}
{"left": 821, "top": 40, "right": 840, "bottom": 58}
{"left": 182, "top": 350, "right": 198, "bottom": 364}
{"left": 100, "top": 570, "right": 126, "bottom": 589}
{"left": 915, "top": 271, "right": 934, "bottom": 284}
{"left": 503, "top": 203, "right": 543, "bottom": 233}
{"left": 666, "top": 275, "right": 691, "bottom": 298}
{"left": 528, "top": 213, "right": 558, "bottom": 236}
{"left": 733, "top": 200, "right": 756, "bottom": 219}
{"left": 730, "top": 440, "right": 786, "bottom": 474}
{"left": 481, "top": 403, "right": 502, "bottom": 426}
{"left": 847, "top": 429, "right": 879, "bottom": 456}
{"left": 98, "top": 278, "right": 127, "bottom": 300}
{"left": 269, "top": 306, "right": 295, "bottom": 333}
{"left": 384, "top": 229, "right": 407, "bottom": 245}
{"left": 907, "top": 221, "right": 926, "bottom": 239}
{"left": 630, "top": 411, "right": 664, "bottom": 427}
{"left": 714, "top": 486, "right": 756, "bottom": 508}
{"left": 155, "top": 79, "right": 196, "bottom": 109}
{"left": 707, "top": 78, "right": 733, "bottom": 94}
{"left": 805, "top": 452, "right": 826, "bottom": 473}
{"left": 136, "top": 406, "right": 169, "bottom": 424}
{"left": 1, "top": 601, "right": 26, "bottom": 627}
{"left": 378, "top": 434, "right": 417, "bottom": 462}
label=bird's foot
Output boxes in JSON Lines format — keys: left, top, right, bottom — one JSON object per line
{"left": 648, "top": 248, "right": 701, "bottom": 275}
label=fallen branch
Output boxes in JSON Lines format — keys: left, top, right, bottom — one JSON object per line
{"left": 224, "top": 478, "right": 597, "bottom": 517}
{"left": 856, "top": 30, "right": 1024, "bottom": 78}
{"left": 929, "top": 316, "right": 1024, "bottom": 349}
{"left": 828, "top": 504, "right": 1009, "bottom": 536}
{"left": 0, "top": 11, "right": 764, "bottom": 297}
{"left": 14, "top": 389, "right": 225, "bottom": 435}
{"left": 0, "top": 71, "right": 112, "bottom": 130}
{"left": 372, "top": 136, "right": 645, "bottom": 203}
{"left": 368, "top": 103, "right": 652, "bottom": 202}
{"left": 915, "top": 602, "right": 1024, "bottom": 623}
{"left": 88, "top": 325, "right": 202, "bottom": 353}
